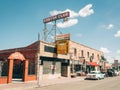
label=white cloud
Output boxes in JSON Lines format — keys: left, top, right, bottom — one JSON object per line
{"left": 105, "top": 56, "right": 114, "bottom": 63}
{"left": 49, "top": 9, "right": 79, "bottom": 28}
{"left": 50, "top": 10, "right": 62, "bottom": 16}
{"left": 106, "top": 24, "right": 114, "bottom": 29}
{"left": 117, "top": 50, "right": 120, "bottom": 54}
{"left": 116, "top": 56, "right": 120, "bottom": 61}
{"left": 50, "top": 36, "right": 54, "bottom": 39}
{"left": 79, "top": 4, "right": 94, "bottom": 17}
{"left": 65, "top": 9, "right": 79, "bottom": 18}
{"left": 57, "top": 19, "right": 78, "bottom": 28}
{"left": 50, "top": 9, "right": 78, "bottom": 18}
{"left": 47, "top": 22, "right": 54, "bottom": 25}
{"left": 76, "top": 33, "right": 82, "bottom": 37}
{"left": 99, "top": 47, "right": 111, "bottom": 54}
{"left": 49, "top": 4, "right": 94, "bottom": 28}
{"left": 50, "top": 4, "right": 94, "bottom": 18}
{"left": 114, "top": 30, "right": 120, "bottom": 37}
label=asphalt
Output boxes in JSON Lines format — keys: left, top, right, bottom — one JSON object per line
{"left": 0, "top": 76, "right": 85, "bottom": 90}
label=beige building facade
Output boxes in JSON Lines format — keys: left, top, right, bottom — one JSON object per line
{"left": 38, "top": 40, "right": 103, "bottom": 79}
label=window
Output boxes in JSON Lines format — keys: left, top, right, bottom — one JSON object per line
{"left": 44, "top": 45, "right": 56, "bottom": 53}
{"left": 97, "top": 54, "right": 99, "bottom": 60}
{"left": 0, "top": 60, "right": 8, "bottom": 77}
{"left": 81, "top": 50, "right": 84, "bottom": 57}
{"left": 28, "top": 61, "right": 35, "bottom": 75}
{"left": 43, "top": 61, "right": 61, "bottom": 74}
{"left": 92, "top": 53, "right": 94, "bottom": 59}
{"left": 74, "top": 48, "right": 77, "bottom": 56}
{"left": 87, "top": 52, "right": 89, "bottom": 58}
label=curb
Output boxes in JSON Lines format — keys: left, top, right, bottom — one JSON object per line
{"left": 0, "top": 77, "right": 85, "bottom": 90}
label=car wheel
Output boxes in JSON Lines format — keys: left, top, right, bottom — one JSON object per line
{"left": 97, "top": 77, "right": 100, "bottom": 80}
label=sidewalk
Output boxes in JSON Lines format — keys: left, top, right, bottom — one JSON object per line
{"left": 0, "top": 76, "right": 85, "bottom": 90}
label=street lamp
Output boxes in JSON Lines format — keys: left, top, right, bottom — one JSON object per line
{"left": 70, "top": 53, "right": 74, "bottom": 74}
{"left": 79, "top": 57, "right": 85, "bottom": 72}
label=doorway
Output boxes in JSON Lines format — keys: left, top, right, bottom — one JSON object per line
{"left": 8, "top": 52, "right": 26, "bottom": 83}
{"left": 61, "top": 63, "right": 68, "bottom": 77}
{"left": 12, "top": 60, "right": 24, "bottom": 82}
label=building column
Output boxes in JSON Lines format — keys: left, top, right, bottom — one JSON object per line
{"left": 38, "top": 65, "right": 43, "bottom": 80}
{"left": 7, "top": 59, "right": 13, "bottom": 83}
{"left": 67, "top": 65, "right": 71, "bottom": 78}
{"left": 37, "top": 64, "right": 43, "bottom": 87}
{"left": 23, "top": 60, "right": 28, "bottom": 82}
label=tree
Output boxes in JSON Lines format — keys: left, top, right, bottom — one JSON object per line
{"left": 101, "top": 55, "right": 107, "bottom": 61}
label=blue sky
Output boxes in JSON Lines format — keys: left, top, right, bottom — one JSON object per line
{"left": 0, "top": 0, "right": 120, "bottom": 63}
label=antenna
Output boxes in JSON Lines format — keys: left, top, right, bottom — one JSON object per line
{"left": 38, "top": 32, "right": 40, "bottom": 41}
{"left": 43, "top": 23, "right": 47, "bottom": 41}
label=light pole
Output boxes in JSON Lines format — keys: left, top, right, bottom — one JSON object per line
{"left": 37, "top": 33, "right": 40, "bottom": 87}
{"left": 70, "top": 53, "right": 74, "bottom": 74}
{"left": 79, "top": 57, "right": 85, "bottom": 72}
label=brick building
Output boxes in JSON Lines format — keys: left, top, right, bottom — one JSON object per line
{"left": 0, "top": 40, "right": 103, "bottom": 84}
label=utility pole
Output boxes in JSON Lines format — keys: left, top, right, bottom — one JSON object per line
{"left": 37, "top": 33, "right": 40, "bottom": 87}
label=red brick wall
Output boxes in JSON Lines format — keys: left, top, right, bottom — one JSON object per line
{"left": 0, "top": 77, "right": 7, "bottom": 84}
{"left": 0, "top": 41, "right": 40, "bottom": 84}
{"left": 26, "top": 75, "right": 37, "bottom": 81}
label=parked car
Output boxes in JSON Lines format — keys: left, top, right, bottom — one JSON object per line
{"left": 101, "top": 71, "right": 107, "bottom": 77}
{"left": 106, "top": 69, "right": 116, "bottom": 77}
{"left": 86, "top": 71, "right": 105, "bottom": 80}
{"left": 114, "top": 70, "right": 119, "bottom": 76}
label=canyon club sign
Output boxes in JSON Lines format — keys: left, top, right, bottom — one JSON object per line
{"left": 43, "top": 12, "right": 70, "bottom": 23}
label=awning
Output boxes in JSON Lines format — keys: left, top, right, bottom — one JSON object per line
{"left": 87, "top": 62, "right": 99, "bottom": 66}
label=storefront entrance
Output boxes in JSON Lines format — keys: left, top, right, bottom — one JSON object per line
{"left": 12, "top": 60, "right": 24, "bottom": 81}
{"left": 61, "top": 63, "right": 68, "bottom": 77}
{"left": 7, "top": 52, "right": 27, "bottom": 83}
{"left": 40, "top": 56, "right": 69, "bottom": 79}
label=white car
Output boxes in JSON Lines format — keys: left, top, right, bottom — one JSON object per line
{"left": 86, "top": 71, "right": 105, "bottom": 80}
{"left": 114, "top": 70, "right": 119, "bottom": 76}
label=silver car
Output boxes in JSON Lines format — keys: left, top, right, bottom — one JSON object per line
{"left": 86, "top": 71, "right": 105, "bottom": 80}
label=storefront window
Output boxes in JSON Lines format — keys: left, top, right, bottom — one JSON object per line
{"left": 74, "top": 65, "right": 81, "bottom": 72}
{"left": 28, "top": 61, "right": 35, "bottom": 75}
{"left": 43, "top": 61, "right": 52, "bottom": 74}
{"left": 55, "top": 62, "right": 61, "bottom": 74}
{"left": 0, "top": 60, "right": 8, "bottom": 77}
{"left": 43, "top": 61, "right": 61, "bottom": 74}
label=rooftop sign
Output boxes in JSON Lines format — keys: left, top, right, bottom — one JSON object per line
{"left": 56, "top": 33, "right": 70, "bottom": 40}
{"left": 43, "top": 12, "right": 70, "bottom": 23}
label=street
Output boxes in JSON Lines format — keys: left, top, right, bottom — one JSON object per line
{"left": 29, "top": 76, "right": 120, "bottom": 90}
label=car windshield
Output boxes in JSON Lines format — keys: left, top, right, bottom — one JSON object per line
{"left": 90, "top": 72, "right": 98, "bottom": 74}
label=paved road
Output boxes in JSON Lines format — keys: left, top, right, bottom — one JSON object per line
{"left": 29, "top": 76, "right": 120, "bottom": 90}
